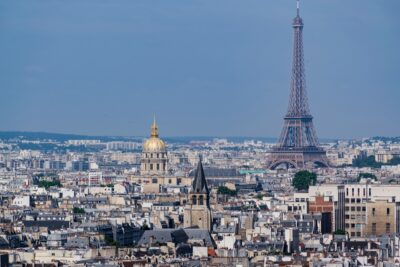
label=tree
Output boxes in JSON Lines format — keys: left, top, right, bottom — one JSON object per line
{"left": 141, "top": 221, "right": 150, "bottom": 230}
{"left": 73, "top": 207, "right": 85, "bottom": 214}
{"left": 357, "top": 173, "right": 377, "bottom": 182}
{"left": 352, "top": 155, "right": 382, "bottom": 168}
{"left": 255, "top": 193, "right": 264, "bottom": 200}
{"left": 334, "top": 229, "right": 346, "bottom": 235}
{"left": 388, "top": 157, "right": 400, "bottom": 165}
{"left": 38, "top": 179, "right": 62, "bottom": 189}
{"left": 292, "top": 170, "right": 317, "bottom": 191}
{"left": 217, "top": 186, "right": 237, "bottom": 196}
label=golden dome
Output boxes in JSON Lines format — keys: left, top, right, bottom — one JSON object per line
{"left": 143, "top": 118, "right": 167, "bottom": 152}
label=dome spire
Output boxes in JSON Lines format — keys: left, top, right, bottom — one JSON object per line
{"left": 150, "top": 115, "right": 158, "bottom": 138}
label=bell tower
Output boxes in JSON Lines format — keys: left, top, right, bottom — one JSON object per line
{"left": 184, "top": 157, "right": 212, "bottom": 231}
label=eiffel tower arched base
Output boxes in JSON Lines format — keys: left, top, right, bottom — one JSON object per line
{"left": 268, "top": 149, "right": 329, "bottom": 170}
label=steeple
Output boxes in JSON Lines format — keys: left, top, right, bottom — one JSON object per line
{"left": 192, "top": 156, "right": 209, "bottom": 194}
{"left": 184, "top": 155, "right": 212, "bottom": 231}
{"left": 150, "top": 115, "right": 158, "bottom": 138}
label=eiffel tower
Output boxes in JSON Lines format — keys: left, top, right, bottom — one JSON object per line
{"left": 268, "top": 1, "right": 329, "bottom": 170}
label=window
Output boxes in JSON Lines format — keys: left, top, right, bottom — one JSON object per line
{"left": 150, "top": 164, "right": 153, "bottom": 170}
{"left": 351, "top": 198, "right": 355, "bottom": 203}
{"left": 363, "top": 188, "right": 365, "bottom": 196}
{"left": 357, "top": 188, "right": 360, "bottom": 196}
{"left": 345, "top": 198, "right": 349, "bottom": 203}
{"left": 356, "top": 199, "right": 361, "bottom": 203}
{"left": 192, "top": 195, "right": 197, "bottom": 205}
{"left": 386, "top": 223, "right": 391, "bottom": 233}
{"left": 351, "top": 207, "right": 355, "bottom": 211}
{"left": 362, "top": 207, "right": 366, "bottom": 212}
{"left": 351, "top": 224, "right": 355, "bottom": 228}
{"left": 156, "top": 164, "right": 159, "bottom": 170}
{"left": 346, "top": 188, "right": 349, "bottom": 196}
{"left": 387, "top": 208, "right": 390, "bottom": 216}
{"left": 199, "top": 195, "right": 204, "bottom": 205}
{"left": 372, "top": 223, "right": 377, "bottom": 235}
{"left": 345, "top": 207, "right": 349, "bottom": 211}
{"left": 372, "top": 208, "right": 375, "bottom": 216}
{"left": 352, "top": 188, "right": 354, "bottom": 196}
{"left": 369, "top": 188, "right": 371, "bottom": 196}
{"left": 356, "top": 206, "right": 361, "bottom": 211}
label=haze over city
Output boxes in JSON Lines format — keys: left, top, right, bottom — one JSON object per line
{"left": 0, "top": 0, "right": 399, "bottom": 138}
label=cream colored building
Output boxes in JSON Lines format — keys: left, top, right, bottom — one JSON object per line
{"left": 309, "top": 183, "right": 400, "bottom": 237}
{"left": 365, "top": 199, "right": 396, "bottom": 236}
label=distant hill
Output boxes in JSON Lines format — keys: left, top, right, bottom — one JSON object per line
{"left": 371, "top": 136, "right": 400, "bottom": 142}
{"left": 0, "top": 131, "right": 140, "bottom": 142}
{"left": 0, "top": 131, "right": 345, "bottom": 144}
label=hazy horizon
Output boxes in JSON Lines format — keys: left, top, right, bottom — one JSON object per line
{"left": 0, "top": 130, "right": 394, "bottom": 142}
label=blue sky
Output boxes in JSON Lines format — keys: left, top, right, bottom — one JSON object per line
{"left": 0, "top": 0, "right": 399, "bottom": 138}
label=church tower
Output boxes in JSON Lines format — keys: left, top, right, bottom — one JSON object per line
{"left": 184, "top": 157, "right": 212, "bottom": 231}
{"left": 140, "top": 118, "right": 168, "bottom": 175}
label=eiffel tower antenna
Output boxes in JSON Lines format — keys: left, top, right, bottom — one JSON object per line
{"left": 297, "top": 0, "right": 300, "bottom": 16}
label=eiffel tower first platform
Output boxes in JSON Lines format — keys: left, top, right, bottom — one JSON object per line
{"left": 268, "top": 1, "right": 329, "bottom": 170}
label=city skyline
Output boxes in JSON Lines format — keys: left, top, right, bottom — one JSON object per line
{"left": 1, "top": 2, "right": 400, "bottom": 264}
{"left": 0, "top": 0, "right": 399, "bottom": 138}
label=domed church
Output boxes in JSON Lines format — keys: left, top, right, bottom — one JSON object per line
{"left": 130, "top": 118, "right": 192, "bottom": 194}
{"left": 140, "top": 118, "right": 168, "bottom": 175}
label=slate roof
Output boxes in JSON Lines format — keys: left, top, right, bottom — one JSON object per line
{"left": 23, "top": 220, "right": 70, "bottom": 230}
{"left": 189, "top": 167, "right": 240, "bottom": 178}
{"left": 192, "top": 158, "right": 209, "bottom": 194}
{"left": 138, "top": 228, "right": 214, "bottom": 247}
